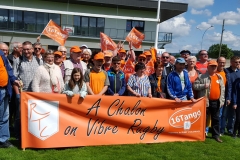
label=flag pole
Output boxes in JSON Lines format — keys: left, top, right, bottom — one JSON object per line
{"left": 122, "top": 27, "right": 133, "bottom": 46}
{"left": 39, "top": 19, "right": 52, "bottom": 37}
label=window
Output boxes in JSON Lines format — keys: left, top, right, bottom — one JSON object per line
{"left": 9, "top": 10, "right": 23, "bottom": 31}
{"left": 36, "top": 13, "right": 48, "bottom": 32}
{"left": 24, "top": 11, "right": 36, "bottom": 32}
{"left": 49, "top": 13, "right": 60, "bottom": 25}
{"left": 0, "top": 9, "right": 8, "bottom": 30}
{"left": 73, "top": 16, "right": 104, "bottom": 37}
{"left": 126, "top": 20, "right": 144, "bottom": 32}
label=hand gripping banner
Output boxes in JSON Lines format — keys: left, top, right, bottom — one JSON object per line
{"left": 21, "top": 92, "right": 206, "bottom": 149}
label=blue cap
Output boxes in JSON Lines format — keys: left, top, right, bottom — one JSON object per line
{"left": 176, "top": 57, "right": 186, "bottom": 64}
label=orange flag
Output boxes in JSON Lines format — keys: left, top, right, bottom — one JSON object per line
{"left": 125, "top": 27, "right": 145, "bottom": 49}
{"left": 150, "top": 47, "right": 157, "bottom": 63}
{"left": 122, "top": 59, "right": 135, "bottom": 82}
{"left": 100, "top": 32, "right": 117, "bottom": 51}
{"left": 42, "top": 20, "right": 69, "bottom": 46}
{"left": 144, "top": 60, "right": 155, "bottom": 76}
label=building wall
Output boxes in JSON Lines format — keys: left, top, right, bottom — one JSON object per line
{"left": 0, "top": 0, "right": 157, "bottom": 51}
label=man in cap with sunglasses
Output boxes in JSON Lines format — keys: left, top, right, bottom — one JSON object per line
{"left": 167, "top": 57, "right": 196, "bottom": 103}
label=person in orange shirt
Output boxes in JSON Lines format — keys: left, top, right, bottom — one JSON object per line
{"left": 118, "top": 42, "right": 136, "bottom": 70}
{"left": 84, "top": 52, "right": 110, "bottom": 95}
{"left": 0, "top": 50, "right": 20, "bottom": 148}
{"left": 196, "top": 50, "right": 209, "bottom": 74}
{"left": 193, "top": 60, "right": 225, "bottom": 143}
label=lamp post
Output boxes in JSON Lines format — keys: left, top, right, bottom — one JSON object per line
{"left": 196, "top": 25, "right": 213, "bottom": 50}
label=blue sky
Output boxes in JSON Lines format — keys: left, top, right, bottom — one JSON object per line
{"left": 158, "top": 0, "right": 240, "bottom": 53}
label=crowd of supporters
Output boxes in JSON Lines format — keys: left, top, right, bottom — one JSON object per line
{"left": 0, "top": 40, "right": 240, "bottom": 148}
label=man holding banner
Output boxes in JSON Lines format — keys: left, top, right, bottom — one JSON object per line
{"left": 0, "top": 50, "right": 20, "bottom": 148}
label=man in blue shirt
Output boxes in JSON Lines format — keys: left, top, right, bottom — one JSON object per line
{"left": 167, "top": 57, "right": 196, "bottom": 103}
{"left": 106, "top": 56, "right": 126, "bottom": 96}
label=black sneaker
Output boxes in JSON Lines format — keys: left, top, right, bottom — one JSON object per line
{"left": 0, "top": 141, "right": 14, "bottom": 148}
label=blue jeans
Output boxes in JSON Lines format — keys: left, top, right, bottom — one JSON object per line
{"left": 220, "top": 105, "right": 235, "bottom": 134}
{"left": 0, "top": 88, "right": 10, "bottom": 143}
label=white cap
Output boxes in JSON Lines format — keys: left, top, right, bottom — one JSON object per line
{"left": 81, "top": 44, "right": 88, "bottom": 48}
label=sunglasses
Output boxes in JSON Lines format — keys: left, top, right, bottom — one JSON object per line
{"left": 162, "top": 56, "right": 169, "bottom": 59}
{"left": 139, "top": 59, "right": 146, "bottom": 61}
{"left": 54, "top": 56, "right": 61, "bottom": 59}
{"left": 113, "top": 62, "right": 121, "bottom": 65}
{"left": 235, "top": 61, "right": 240, "bottom": 64}
{"left": 34, "top": 48, "right": 41, "bottom": 50}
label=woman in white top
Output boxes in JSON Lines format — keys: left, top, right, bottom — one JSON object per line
{"left": 32, "top": 49, "right": 64, "bottom": 93}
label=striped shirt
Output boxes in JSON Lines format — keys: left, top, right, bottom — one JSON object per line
{"left": 13, "top": 56, "right": 40, "bottom": 91}
{"left": 127, "top": 74, "right": 151, "bottom": 97}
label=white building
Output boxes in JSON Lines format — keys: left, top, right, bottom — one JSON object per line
{"left": 0, "top": 0, "right": 187, "bottom": 53}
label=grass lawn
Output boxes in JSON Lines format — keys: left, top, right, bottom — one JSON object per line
{"left": 0, "top": 133, "right": 240, "bottom": 160}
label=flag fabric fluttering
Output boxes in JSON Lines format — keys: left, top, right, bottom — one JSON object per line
{"left": 100, "top": 32, "right": 117, "bottom": 51}
{"left": 125, "top": 27, "right": 145, "bottom": 49}
{"left": 42, "top": 20, "right": 69, "bottom": 46}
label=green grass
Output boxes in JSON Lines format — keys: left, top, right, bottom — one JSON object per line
{"left": 1, "top": 133, "right": 240, "bottom": 160}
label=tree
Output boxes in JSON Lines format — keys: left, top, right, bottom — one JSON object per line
{"left": 208, "top": 44, "right": 234, "bottom": 59}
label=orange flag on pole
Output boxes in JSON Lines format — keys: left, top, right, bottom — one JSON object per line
{"left": 125, "top": 27, "right": 145, "bottom": 49}
{"left": 100, "top": 32, "right": 117, "bottom": 51}
{"left": 42, "top": 20, "right": 69, "bottom": 46}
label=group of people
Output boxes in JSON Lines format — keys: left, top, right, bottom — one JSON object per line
{"left": 0, "top": 40, "right": 240, "bottom": 148}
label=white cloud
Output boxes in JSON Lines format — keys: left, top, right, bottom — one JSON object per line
{"left": 208, "top": 8, "right": 240, "bottom": 25}
{"left": 208, "top": 31, "right": 240, "bottom": 48}
{"left": 196, "top": 22, "right": 214, "bottom": 30}
{"left": 159, "top": 16, "right": 191, "bottom": 37}
{"left": 191, "top": 9, "right": 211, "bottom": 16}
{"left": 189, "top": 19, "right": 196, "bottom": 24}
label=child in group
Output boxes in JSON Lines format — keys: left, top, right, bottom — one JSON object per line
{"left": 63, "top": 68, "right": 87, "bottom": 98}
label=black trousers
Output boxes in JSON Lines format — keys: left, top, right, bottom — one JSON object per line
{"left": 233, "top": 104, "right": 240, "bottom": 135}
{"left": 207, "top": 100, "right": 220, "bottom": 138}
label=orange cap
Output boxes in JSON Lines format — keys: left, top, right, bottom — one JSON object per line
{"left": 70, "top": 46, "right": 81, "bottom": 53}
{"left": 144, "top": 50, "right": 152, "bottom": 56}
{"left": 138, "top": 54, "right": 146, "bottom": 59}
{"left": 94, "top": 52, "right": 105, "bottom": 60}
{"left": 208, "top": 60, "right": 218, "bottom": 66}
{"left": 118, "top": 48, "right": 126, "bottom": 53}
{"left": 54, "top": 51, "right": 63, "bottom": 57}
{"left": 104, "top": 51, "right": 113, "bottom": 57}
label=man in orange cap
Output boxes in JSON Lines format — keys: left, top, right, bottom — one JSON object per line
{"left": 54, "top": 51, "right": 64, "bottom": 77}
{"left": 193, "top": 60, "right": 225, "bottom": 143}
{"left": 137, "top": 54, "right": 146, "bottom": 64}
{"left": 144, "top": 50, "right": 152, "bottom": 64}
{"left": 102, "top": 50, "right": 113, "bottom": 71}
{"left": 62, "top": 46, "right": 87, "bottom": 82}
{"left": 117, "top": 42, "right": 136, "bottom": 69}
{"left": 143, "top": 50, "right": 155, "bottom": 76}
{"left": 84, "top": 52, "right": 109, "bottom": 95}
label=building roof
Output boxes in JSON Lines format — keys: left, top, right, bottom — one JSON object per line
{"left": 44, "top": 0, "right": 158, "bottom": 11}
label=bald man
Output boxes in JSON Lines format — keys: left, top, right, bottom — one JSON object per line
{"left": 0, "top": 42, "right": 9, "bottom": 57}
{"left": 169, "top": 55, "right": 176, "bottom": 65}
